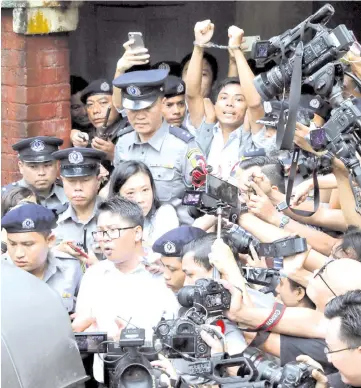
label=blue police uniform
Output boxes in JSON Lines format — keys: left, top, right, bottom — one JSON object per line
{"left": 1, "top": 136, "right": 68, "bottom": 214}
{"left": 113, "top": 70, "right": 206, "bottom": 225}
{"left": 1, "top": 203, "right": 82, "bottom": 312}
{"left": 51, "top": 148, "right": 106, "bottom": 261}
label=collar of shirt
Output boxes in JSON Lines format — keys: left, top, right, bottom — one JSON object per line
{"left": 57, "top": 196, "right": 101, "bottom": 224}
{"left": 213, "top": 122, "right": 243, "bottom": 143}
{"left": 19, "top": 178, "right": 67, "bottom": 204}
{"left": 43, "top": 251, "right": 65, "bottom": 283}
{"left": 132, "top": 120, "right": 168, "bottom": 152}
{"left": 101, "top": 259, "right": 148, "bottom": 276}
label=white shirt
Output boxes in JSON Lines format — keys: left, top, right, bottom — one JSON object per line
{"left": 207, "top": 124, "right": 244, "bottom": 179}
{"left": 75, "top": 259, "right": 179, "bottom": 382}
{"left": 142, "top": 204, "right": 179, "bottom": 251}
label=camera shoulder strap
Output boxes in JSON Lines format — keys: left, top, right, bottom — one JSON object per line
{"left": 241, "top": 302, "right": 286, "bottom": 332}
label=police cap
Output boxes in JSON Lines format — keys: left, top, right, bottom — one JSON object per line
{"left": 113, "top": 69, "right": 169, "bottom": 111}
{"left": 12, "top": 136, "right": 63, "bottom": 163}
{"left": 152, "top": 61, "right": 182, "bottom": 77}
{"left": 80, "top": 79, "right": 113, "bottom": 104}
{"left": 52, "top": 148, "right": 106, "bottom": 178}
{"left": 1, "top": 203, "right": 57, "bottom": 233}
{"left": 164, "top": 75, "right": 186, "bottom": 98}
{"left": 152, "top": 226, "right": 207, "bottom": 257}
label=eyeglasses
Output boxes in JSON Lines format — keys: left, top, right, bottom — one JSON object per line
{"left": 324, "top": 346, "right": 358, "bottom": 355}
{"left": 314, "top": 260, "right": 337, "bottom": 297}
{"left": 92, "top": 227, "right": 135, "bottom": 242}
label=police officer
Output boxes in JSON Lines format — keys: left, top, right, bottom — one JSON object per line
{"left": 52, "top": 148, "right": 106, "bottom": 262}
{"left": 1, "top": 136, "right": 68, "bottom": 214}
{"left": 162, "top": 75, "right": 187, "bottom": 128}
{"left": 1, "top": 203, "right": 82, "bottom": 313}
{"left": 113, "top": 69, "right": 206, "bottom": 225}
{"left": 152, "top": 226, "right": 207, "bottom": 294}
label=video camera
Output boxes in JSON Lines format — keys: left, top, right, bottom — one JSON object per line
{"left": 187, "top": 347, "right": 316, "bottom": 388}
{"left": 251, "top": 3, "right": 355, "bottom": 101}
{"left": 153, "top": 278, "right": 231, "bottom": 360}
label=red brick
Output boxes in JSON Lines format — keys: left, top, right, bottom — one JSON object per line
{"left": 27, "top": 118, "right": 70, "bottom": 138}
{"left": 27, "top": 103, "right": 58, "bottom": 121}
{"left": 26, "top": 84, "right": 70, "bottom": 104}
{"left": 1, "top": 49, "right": 26, "bottom": 68}
{"left": 2, "top": 102, "right": 28, "bottom": 121}
{"left": 26, "top": 49, "right": 69, "bottom": 69}
{"left": 1, "top": 10, "right": 13, "bottom": 33}
{"left": 1, "top": 120, "right": 28, "bottom": 138}
{"left": 1, "top": 66, "right": 27, "bottom": 86}
{"left": 56, "top": 101, "right": 70, "bottom": 119}
{"left": 2, "top": 31, "right": 26, "bottom": 50}
{"left": 26, "top": 35, "right": 69, "bottom": 51}
{"left": 26, "top": 66, "right": 69, "bottom": 86}
{"left": 1, "top": 86, "right": 27, "bottom": 104}
{"left": 2, "top": 154, "right": 19, "bottom": 172}
{"left": 1, "top": 170, "right": 22, "bottom": 186}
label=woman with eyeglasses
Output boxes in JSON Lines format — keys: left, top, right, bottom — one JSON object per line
{"left": 108, "top": 161, "right": 179, "bottom": 258}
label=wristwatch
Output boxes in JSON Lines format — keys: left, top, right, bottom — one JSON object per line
{"left": 276, "top": 201, "right": 288, "bottom": 212}
{"left": 279, "top": 215, "right": 290, "bottom": 229}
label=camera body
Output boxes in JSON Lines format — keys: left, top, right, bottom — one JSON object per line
{"left": 298, "top": 151, "right": 334, "bottom": 179}
{"left": 153, "top": 317, "right": 211, "bottom": 359}
{"left": 177, "top": 278, "right": 232, "bottom": 317}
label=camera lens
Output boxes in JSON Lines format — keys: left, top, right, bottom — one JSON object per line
{"left": 157, "top": 323, "right": 170, "bottom": 336}
{"left": 177, "top": 286, "right": 195, "bottom": 308}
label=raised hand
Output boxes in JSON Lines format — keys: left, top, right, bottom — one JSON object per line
{"left": 116, "top": 39, "right": 150, "bottom": 73}
{"left": 194, "top": 20, "right": 215, "bottom": 45}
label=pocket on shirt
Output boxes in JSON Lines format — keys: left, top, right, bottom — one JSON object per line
{"left": 149, "top": 165, "right": 176, "bottom": 202}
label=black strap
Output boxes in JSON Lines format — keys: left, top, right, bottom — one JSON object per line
{"left": 285, "top": 148, "right": 320, "bottom": 216}
{"left": 249, "top": 331, "right": 271, "bottom": 348}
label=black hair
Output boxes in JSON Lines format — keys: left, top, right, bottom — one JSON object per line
{"left": 239, "top": 156, "right": 286, "bottom": 194}
{"left": 70, "top": 75, "right": 89, "bottom": 96}
{"left": 324, "top": 290, "right": 361, "bottom": 347}
{"left": 182, "top": 233, "right": 239, "bottom": 271}
{"left": 288, "top": 278, "right": 316, "bottom": 310}
{"left": 98, "top": 196, "right": 144, "bottom": 228}
{"left": 107, "top": 161, "right": 160, "bottom": 218}
{"left": 214, "top": 77, "right": 240, "bottom": 100}
{"left": 1, "top": 186, "right": 40, "bottom": 217}
{"left": 180, "top": 51, "right": 219, "bottom": 83}
{"left": 335, "top": 226, "right": 361, "bottom": 261}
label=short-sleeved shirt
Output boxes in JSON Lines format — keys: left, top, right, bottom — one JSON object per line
{"left": 3, "top": 252, "right": 82, "bottom": 313}
{"left": 280, "top": 335, "right": 337, "bottom": 375}
{"left": 114, "top": 121, "right": 205, "bottom": 224}
{"left": 1, "top": 179, "right": 68, "bottom": 214}
{"left": 53, "top": 197, "right": 101, "bottom": 259}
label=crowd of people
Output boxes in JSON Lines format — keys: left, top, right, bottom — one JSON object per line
{"left": 2, "top": 16, "right": 361, "bottom": 388}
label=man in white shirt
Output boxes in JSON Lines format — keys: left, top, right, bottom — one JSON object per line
{"left": 72, "top": 196, "right": 178, "bottom": 383}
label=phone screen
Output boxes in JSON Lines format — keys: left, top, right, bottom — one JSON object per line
{"left": 206, "top": 175, "right": 239, "bottom": 208}
{"left": 128, "top": 32, "right": 145, "bottom": 50}
{"left": 310, "top": 128, "right": 327, "bottom": 150}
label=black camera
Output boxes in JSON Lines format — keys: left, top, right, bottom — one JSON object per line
{"left": 227, "top": 225, "right": 308, "bottom": 258}
{"left": 251, "top": 4, "right": 355, "bottom": 101}
{"left": 153, "top": 317, "right": 211, "bottom": 359}
{"left": 187, "top": 347, "right": 316, "bottom": 388}
{"left": 183, "top": 174, "right": 242, "bottom": 220}
{"left": 103, "top": 328, "right": 159, "bottom": 388}
{"left": 298, "top": 151, "right": 334, "bottom": 179}
{"left": 177, "top": 278, "right": 232, "bottom": 317}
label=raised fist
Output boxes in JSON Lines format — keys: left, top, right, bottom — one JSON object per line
{"left": 194, "top": 20, "right": 215, "bottom": 45}
{"left": 228, "top": 26, "right": 245, "bottom": 48}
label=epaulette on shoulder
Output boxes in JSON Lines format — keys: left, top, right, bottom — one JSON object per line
{"left": 117, "top": 126, "right": 134, "bottom": 138}
{"left": 52, "top": 202, "right": 69, "bottom": 216}
{"left": 169, "top": 125, "right": 194, "bottom": 143}
{"left": 1, "top": 182, "right": 19, "bottom": 195}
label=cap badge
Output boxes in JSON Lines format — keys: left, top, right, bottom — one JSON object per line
{"left": 22, "top": 218, "right": 35, "bottom": 230}
{"left": 159, "top": 62, "right": 170, "bottom": 71}
{"left": 30, "top": 139, "right": 45, "bottom": 152}
{"left": 100, "top": 82, "right": 110, "bottom": 92}
{"left": 127, "top": 85, "right": 141, "bottom": 97}
{"left": 264, "top": 101, "right": 272, "bottom": 114}
{"left": 164, "top": 241, "right": 176, "bottom": 254}
{"left": 310, "top": 98, "right": 320, "bottom": 109}
{"left": 177, "top": 83, "right": 184, "bottom": 94}
{"left": 68, "top": 151, "right": 84, "bottom": 165}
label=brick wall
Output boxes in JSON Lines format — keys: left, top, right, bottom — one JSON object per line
{"left": 1, "top": 9, "right": 71, "bottom": 186}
